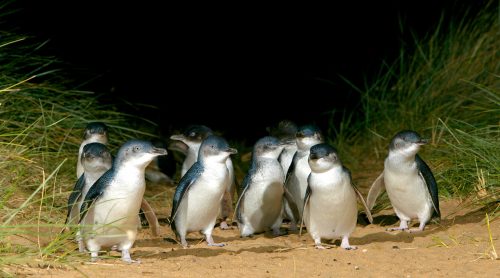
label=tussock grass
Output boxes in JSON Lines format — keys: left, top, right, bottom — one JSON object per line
{"left": 333, "top": 2, "right": 499, "bottom": 211}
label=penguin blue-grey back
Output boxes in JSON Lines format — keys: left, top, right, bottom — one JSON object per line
{"left": 366, "top": 130, "right": 440, "bottom": 232}
{"left": 235, "top": 136, "right": 286, "bottom": 237}
{"left": 283, "top": 124, "right": 324, "bottom": 230}
{"left": 170, "top": 135, "right": 237, "bottom": 247}
{"left": 76, "top": 122, "right": 108, "bottom": 178}
{"left": 300, "top": 143, "right": 372, "bottom": 249}
{"left": 79, "top": 139, "right": 167, "bottom": 263}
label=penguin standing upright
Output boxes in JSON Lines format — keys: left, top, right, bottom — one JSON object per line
{"left": 367, "top": 130, "right": 440, "bottom": 232}
{"left": 235, "top": 136, "right": 285, "bottom": 237}
{"left": 170, "top": 125, "right": 236, "bottom": 229}
{"left": 79, "top": 140, "right": 167, "bottom": 262}
{"left": 170, "top": 135, "right": 237, "bottom": 247}
{"left": 300, "top": 143, "right": 373, "bottom": 249}
{"left": 66, "top": 142, "right": 112, "bottom": 252}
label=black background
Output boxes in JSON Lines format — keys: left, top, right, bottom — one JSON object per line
{"left": 7, "top": 1, "right": 486, "bottom": 143}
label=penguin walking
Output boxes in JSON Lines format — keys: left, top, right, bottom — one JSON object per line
{"left": 75, "top": 122, "right": 161, "bottom": 236}
{"left": 170, "top": 125, "right": 236, "bottom": 229}
{"left": 283, "top": 125, "right": 324, "bottom": 230}
{"left": 79, "top": 140, "right": 167, "bottom": 263}
{"left": 170, "top": 135, "right": 237, "bottom": 247}
{"left": 366, "top": 130, "right": 440, "bottom": 232}
{"left": 235, "top": 136, "right": 285, "bottom": 237}
{"left": 300, "top": 143, "right": 373, "bottom": 249}
{"left": 66, "top": 142, "right": 112, "bottom": 252}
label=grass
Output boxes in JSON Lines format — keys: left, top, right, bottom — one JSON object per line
{"left": 331, "top": 1, "right": 499, "bottom": 214}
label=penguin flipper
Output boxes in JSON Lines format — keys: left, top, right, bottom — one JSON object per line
{"left": 366, "top": 172, "right": 385, "bottom": 211}
{"left": 352, "top": 184, "right": 374, "bottom": 224}
{"left": 416, "top": 154, "right": 441, "bottom": 218}
{"left": 234, "top": 167, "right": 254, "bottom": 224}
{"left": 299, "top": 181, "right": 312, "bottom": 237}
{"left": 170, "top": 162, "right": 203, "bottom": 230}
{"left": 65, "top": 174, "right": 86, "bottom": 225}
{"left": 284, "top": 151, "right": 299, "bottom": 185}
{"left": 140, "top": 198, "right": 161, "bottom": 237}
{"left": 283, "top": 185, "right": 301, "bottom": 224}
{"left": 78, "top": 171, "right": 112, "bottom": 223}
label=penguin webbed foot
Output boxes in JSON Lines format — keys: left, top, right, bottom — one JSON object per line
{"left": 340, "top": 236, "right": 357, "bottom": 250}
{"left": 121, "top": 249, "right": 141, "bottom": 264}
{"left": 206, "top": 235, "right": 225, "bottom": 247}
{"left": 272, "top": 228, "right": 287, "bottom": 236}
{"left": 315, "top": 244, "right": 327, "bottom": 250}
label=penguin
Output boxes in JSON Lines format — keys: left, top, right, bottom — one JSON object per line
{"left": 79, "top": 139, "right": 168, "bottom": 263}
{"left": 283, "top": 124, "right": 324, "bottom": 230}
{"left": 66, "top": 142, "right": 112, "bottom": 252}
{"left": 234, "top": 136, "right": 285, "bottom": 237}
{"left": 170, "top": 125, "right": 236, "bottom": 229}
{"left": 366, "top": 130, "right": 440, "bottom": 232}
{"left": 76, "top": 122, "right": 108, "bottom": 178}
{"left": 74, "top": 122, "right": 161, "bottom": 236}
{"left": 300, "top": 143, "right": 373, "bottom": 250}
{"left": 170, "top": 135, "right": 237, "bottom": 247}
{"left": 267, "top": 120, "right": 298, "bottom": 175}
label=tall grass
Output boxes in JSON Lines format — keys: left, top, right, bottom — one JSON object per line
{"left": 333, "top": 2, "right": 499, "bottom": 211}
{"left": 0, "top": 29, "right": 159, "bottom": 271}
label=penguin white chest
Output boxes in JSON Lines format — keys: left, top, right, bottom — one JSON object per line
{"left": 306, "top": 169, "right": 357, "bottom": 239}
{"left": 384, "top": 159, "right": 432, "bottom": 221}
{"left": 241, "top": 161, "right": 284, "bottom": 231}
{"left": 182, "top": 164, "right": 229, "bottom": 232}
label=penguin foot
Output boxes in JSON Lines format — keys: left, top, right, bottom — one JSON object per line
{"left": 315, "top": 245, "right": 327, "bottom": 250}
{"left": 272, "top": 229, "right": 287, "bottom": 236}
{"left": 386, "top": 227, "right": 408, "bottom": 232}
{"left": 207, "top": 243, "right": 226, "bottom": 247}
{"left": 407, "top": 228, "right": 424, "bottom": 233}
{"left": 340, "top": 236, "right": 356, "bottom": 250}
{"left": 219, "top": 221, "right": 231, "bottom": 230}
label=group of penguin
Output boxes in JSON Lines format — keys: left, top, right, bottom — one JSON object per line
{"left": 64, "top": 120, "right": 440, "bottom": 263}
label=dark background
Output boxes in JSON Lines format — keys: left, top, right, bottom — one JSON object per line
{"left": 7, "top": 1, "right": 486, "bottom": 143}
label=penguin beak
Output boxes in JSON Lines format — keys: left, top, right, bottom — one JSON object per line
{"left": 309, "top": 152, "right": 319, "bottom": 160}
{"left": 170, "top": 134, "right": 185, "bottom": 141}
{"left": 152, "top": 147, "right": 168, "bottom": 156}
{"left": 225, "top": 148, "right": 238, "bottom": 154}
{"left": 418, "top": 139, "right": 429, "bottom": 145}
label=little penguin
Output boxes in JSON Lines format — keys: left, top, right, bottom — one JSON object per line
{"left": 366, "top": 130, "right": 440, "bottom": 232}
{"left": 66, "top": 142, "right": 112, "bottom": 252}
{"left": 283, "top": 124, "right": 324, "bottom": 230}
{"left": 76, "top": 122, "right": 108, "bottom": 178}
{"left": 300, "top": 143, "right": 373, "bottom": 250}
{"left": 79, "top": 139, "right": 168, "bottom": 263}
{"left": 170, "top": 125, "right": 236, "bottom": 229}
{"left": 170, "top": 135, "right": 237, "bottom": 247}
{"left": 74, "top": 122, "right": 161, "bottom": 236}
{"left": 234, "top": 136, "right": 285, "bottom": 237}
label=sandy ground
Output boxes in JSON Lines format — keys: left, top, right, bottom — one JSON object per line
{"left": 6, "top": 184, "right": 499, "bottom": 277}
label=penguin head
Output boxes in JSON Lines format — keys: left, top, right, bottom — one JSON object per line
{"left": 389, "top": 130, "right": 428, "bottom": 156}
{"left": 296, "top": 124, "right": 324, "bottom": 151}
{"left": 308, "top": 143, "right": 340, "bottom": 172}
{"left": 115, "top": 139, "right": 168, "bottom": 169}
{"left": 253, "top": 136, "right": 284, "bottom": 160}
{"left": 170, "top": 125, "right": 214, "bottom": 149}
{"left": 267, "top": 120, "right": 298, "bottom": 141}
{"left": 198, "top": 135, "right": 237, "bottom": 164}
{"left": 83, "top": 122, "right": 108, "bottom": 144}
{"left": 81, "top": 142, "right": 113, "bottom": 172}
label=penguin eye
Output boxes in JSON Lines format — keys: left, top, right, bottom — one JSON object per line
{"left": 133, "top": 146, "right": 140, "bottom": 152}
{"left": 189, "top": 132, "right": 196, "bottom": 138}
